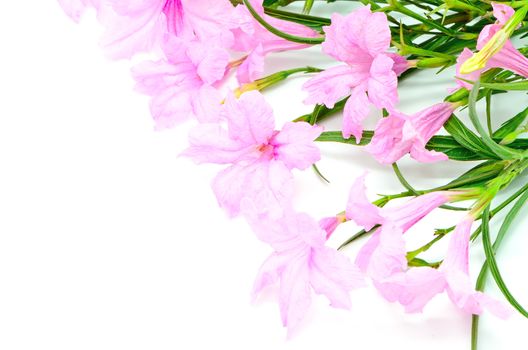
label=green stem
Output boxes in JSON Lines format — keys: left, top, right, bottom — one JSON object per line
{"left": 243, "top": 0, "right": 324, "bottom": 44}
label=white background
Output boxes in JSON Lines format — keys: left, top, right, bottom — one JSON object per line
{"left": 0, "top": 1, "right": 527, "bottom": 349}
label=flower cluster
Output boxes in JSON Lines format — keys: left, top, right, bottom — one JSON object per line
{"left": 60, "top": 0, "right": 528, "bottom": 346}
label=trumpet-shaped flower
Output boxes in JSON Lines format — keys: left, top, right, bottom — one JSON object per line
{"left": 131, "top": 36, "right": 229, "bottom": 129}
{"left": 378, "top": 217, "right": 511, "bottom": 318}
{"left": 91, "top": 0, "right": 235, "bottom": 59}
{"left": 302, "top": 5, "right": 408, "bottom": 141}
{"left": 182, "top": 91, "right": 323, "bottom": 218}
{"left": 346, "top": 174, "right": 451, "bottom": 281}
{"left": 456, "top": 3, "right": 528, "bottom": 89}
{"left": 366, "top": 102, "right": 457, "bottom": 164}
{"left": 248, "top": 210, "right": 365, "bottom": 332}
{"left": 230, "top": 0, "right": 319, "bottom": 83}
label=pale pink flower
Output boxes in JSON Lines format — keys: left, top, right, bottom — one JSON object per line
{"left": 131, "top": 36, "right": 229, "bottom": 129}
{"left": 58, "top": 0, "right": 99, "bottom": 22}
{"left": 455, "top": 3, "right": 528, "bottom": 89}
{"left": 346, "top": 174, "right": 450, "bottom": 281}
{"left": 302, "top": 5, "right": 408, "bottom": 141}
{"left": 319, "top": 216, "right": 341, "bottom": 239}
{"left": 249, "top": 210, "right": 365, "bottom": 332}
{"left": 366, "top": 102, "right": 457, "bottom": 164}
{"left": 182, "top": 91, "right": 323, "bottom": 218}
{"left": 95, "top": 0, "right": 235, "bottom": 59}
{"left": 378, "top": 217, "right": 511, "bottom": 318}
{"left": 230, "top": 0, "right": 319, "bottom": 83}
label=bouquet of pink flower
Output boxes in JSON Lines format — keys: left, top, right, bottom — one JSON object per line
{"left": 58, "top": 0, "right": 528, "bottom": 348}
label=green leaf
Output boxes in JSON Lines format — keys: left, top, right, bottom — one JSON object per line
{"left": 263, "top": 7, "right": 330, "bottom": 30}
{"left": 440, "top": 160, "right": 506, "bottom": 190}
{"left": 493, "top": 106, "right": 528, "bottom": 139}
{"left": 467, "top": 81, "right": 524, "bottom": 160}
{"left": 472, "top": 187, "right": 528, "bottom": 349}
{"left": 338, "top": 225, "right": 378, "bottom": 251}
{"left": 443, "top": 115, "right": 498, "bottom": 159}
{"left": 294, "top": 97, "right": 347, "bottom": 123}
{"left": 481, "top": 206, "right": 528, "bottom": 318}
{"left": 316, "top": 131, "right": 486, "bottom": 161}
{"left": 312, "top": 163, "right": 330, "bottom": 183}
{"left": 472, "top": 80, "right": 528, "bottom": 91}
{"left": 316, "top": 131, "right": 373, "bottom": 146}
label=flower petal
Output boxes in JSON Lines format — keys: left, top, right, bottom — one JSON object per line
{"left": 310, "top": 247, "right": 365, "bottom": 309}
{"left": 378, "top": 268, "right": 446, "bottom": 313}
{"left": 279, "top": 252, "right": 312, "bottom": 331}
{"left": 345, "top": 173, "right": 384, "bottom": 230}
{"left": 272, "top": 122, "right": 323, "bottom": 170}
{"left": 342, "top": 85, "right": 370, "bottom": 141}
{"left": 355, "top": 225, "right": 407, "bottom": 281}
{"left": 214, "top": 160, "right": 294, "bottom": 219}
{"left": 224, "top": 91, "right": 275, "bottom": 145}
{"left": 237, "top": 45, "right": 265, "bottom": 84}
{"left": 367, "top": 54, "right": 398, "bottom": 110}
{"left": 302, "top": 65, "right": 366, "bottom": 108}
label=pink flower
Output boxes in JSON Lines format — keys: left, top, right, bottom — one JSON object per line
{"left": 131, "top": 36, "right": 229, "bottom": 129}
{"left": 455, "top": 3, "right": 528, "bottom": 89}
{"left": 378, "top": 217, "right": 511, "bottom": 318}
{"left": 346, "top": 174, "right": 451, "bottom": 281}
{"left": 302, "top": 5, "right": 408, "bottom": 141}
{"left": 319, "top": 215, "right": 345, "bottom": 239}
{"left": 58, "top": 0, "right": 99, "bottom": 22}
{"left": 95, "top": 0, "right": 235, "bottom": 59}
{"left": 249, "top": 210, "right": 365, "bottom": 332}
{"left": 366, "top": 102, "right": 457, "bottom": 164}
{"left": 182, "top": 91, "right": 323, "bottom": 218}
{"left": 230, "top": 0, "right": 319, "bottom": 83}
